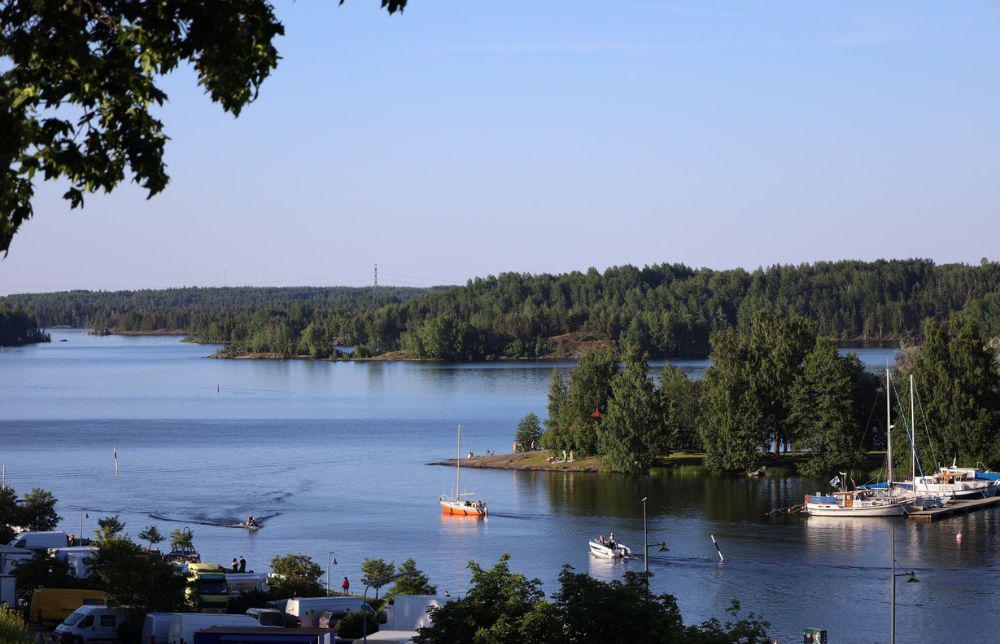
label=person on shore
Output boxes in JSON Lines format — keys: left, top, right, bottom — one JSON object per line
{"left": 569, "top": 449, "right": 574, "bottom": 462}
{"left": 231, "top": 558, "right": 239, "bottom": 572}
{"left": 341, "top": 576, "right": 350, "bottom": 594}
{"left": 513, "top": 441, "right": 518, "bottom": 453}
{"left": 239, "top": 556, "right": 246, "bottom": 572}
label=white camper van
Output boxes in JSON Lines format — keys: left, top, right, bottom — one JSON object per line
{"left": 283, "top": 596, "right": 374, "bottom": 627}
{"left": 167, "top": 613, "right": 262, "bottom": 644}
{"left": 53, "top": 605, "right": 129, "bottom": 643}
{"left": 51, "top": 546, "right": 100, "bottom": 579}
{"left": 8, "top": 531, "right": 68, "bottom": 550}
{"left": 0, "top": 545, "right": 32, "bottom": 575}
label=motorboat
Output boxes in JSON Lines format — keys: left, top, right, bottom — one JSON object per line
{"left": 440, "top": 424, "right": 488, "bottom": 518}
{"left": 588, "top": 539, "right": 631, "bottom": 559}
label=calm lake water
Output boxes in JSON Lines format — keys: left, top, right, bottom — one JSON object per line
{"left": 2, "top": 329, "right": 997, "bottom": 642}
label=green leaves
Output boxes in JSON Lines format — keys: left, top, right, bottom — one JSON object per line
{"left": 0, "top": 1, "right": 405, "bottom": 253}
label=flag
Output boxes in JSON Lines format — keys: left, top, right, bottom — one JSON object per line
{"left": 829, "top": 475, "right": 841, "bottom": 488}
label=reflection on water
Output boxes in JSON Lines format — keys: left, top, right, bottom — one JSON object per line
{"left": 1, "top": 330, "right": 992, "bottom": 642}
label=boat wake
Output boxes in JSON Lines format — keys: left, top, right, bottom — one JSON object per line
{"left": 149, "top": 511, "right": 281, "bottom": 527}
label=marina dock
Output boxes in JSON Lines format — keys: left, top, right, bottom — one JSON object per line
{"left": 907, "top": 495, "right": 1000, "bottom": 522}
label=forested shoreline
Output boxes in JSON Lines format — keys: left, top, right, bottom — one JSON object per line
{"left": 0, "top": 307, "right": 49, "bottom": 346}
{"left": 3, "top": 259, "right": 1000, "bottom": 361}
{"left": 533, "top": 312, "right": 1000, "bottom": 475}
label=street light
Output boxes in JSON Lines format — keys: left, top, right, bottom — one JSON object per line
{"left": 889, "top": 522, "right": 918, "bottom": 644}
{"left": 363, "top": 569, "right": 422, "bottom": 643}
{"left": 326, "top": 551, "right": 337, "bottom": 596}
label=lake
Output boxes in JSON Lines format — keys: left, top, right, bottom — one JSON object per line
{"left": 2, "top": 329, "right": 997, "bottom": 642}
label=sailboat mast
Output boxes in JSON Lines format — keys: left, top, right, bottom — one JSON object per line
{"left": 910, "top": 374, "right": 916, "bottom": 492}
{"left": 456, "top": 423, "right": 462, "bottom": 499}
{"left": 886, "top": 368, "right": 893, "bottom": 489}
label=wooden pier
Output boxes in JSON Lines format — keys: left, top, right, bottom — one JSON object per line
{"left": 907, "top": 495, "right": 1000, "bottom": 522}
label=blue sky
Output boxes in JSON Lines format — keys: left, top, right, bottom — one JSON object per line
{"left": 2, "top": 1, "right": 999, "bottom": 293}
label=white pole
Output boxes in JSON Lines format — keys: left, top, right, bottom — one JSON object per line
{"left": 710, "top": 534, "right": 724, "bottom": 563}
{"left": 910, "top": 374, "right": 916, "bottom": 492}
{"left": 886, "top": 369, "right": 893, "bottom": 490}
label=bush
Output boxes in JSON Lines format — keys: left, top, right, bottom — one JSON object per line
{"left": 335, "top": 609, "right": 380, "bottom": 639}
{"left": 0, "top": 607, "right": 33, "bottom": 644}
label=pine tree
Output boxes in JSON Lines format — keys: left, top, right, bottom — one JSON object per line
{"left": 598, "top": 359, "right": 661, "bottom": 473}
{"left": 789, "top": 339, "right": 861, "bottom": 476}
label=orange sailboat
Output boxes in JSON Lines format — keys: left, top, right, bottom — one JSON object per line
{"left": 439, "top": 424, "right": 488, "bottom": 517}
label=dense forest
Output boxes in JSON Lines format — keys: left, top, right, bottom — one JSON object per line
{"left": 3, "top": 259, "right": 999, "bottom": 360}
{"left": 0, "top": 307, "right": 49, "bottom": 346}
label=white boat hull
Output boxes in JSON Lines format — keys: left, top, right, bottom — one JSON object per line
{"left": 589, "top": 540, "right": 631, "bottom": 559}
{"left": 805, "top": 503, "right": 905, "bottom": 517}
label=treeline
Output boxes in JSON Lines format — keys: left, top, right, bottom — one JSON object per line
{"left": 538, "top": 313, "right": 1000, "bottom": 475}
{"left": 0, "top": 286, "right": 434, "bottom": 356}
{"left": 0, "top": 306, "right": 49, "bottom": 346}
{"left": 4, "top": 259, "right": 1000, "bottom": 360}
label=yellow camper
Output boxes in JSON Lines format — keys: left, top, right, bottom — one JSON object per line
{"left": 28, "top": 588, "right": 108, "bottom": 628}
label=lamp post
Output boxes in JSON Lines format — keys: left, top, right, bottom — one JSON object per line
{"left": 363, "top": 569, "right": 422, "bottom": 643}
{"left": 889, "top": 522, "right": 917, "bottom": 644}
{"left": 327, "top": 551, "right": 337, "bottom": 596}
{"left": 641, "top": 497, "right": 648, "bottom": 577}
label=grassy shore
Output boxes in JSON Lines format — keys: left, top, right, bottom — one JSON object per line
{"left": 433, "top": 450, "right": 887, "bottom": 477}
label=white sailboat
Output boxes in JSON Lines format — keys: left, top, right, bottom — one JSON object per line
{"left": 805, "top": 369, "right": 909, "bottom": 517}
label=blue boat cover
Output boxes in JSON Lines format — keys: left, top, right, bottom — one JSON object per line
{"left": 810, "top": 496, "right": 838, "bottom": 504}
{"left": 975, "top": 472, "right": 1000, "bottom": 481}
{"left": 857, "top": 482, "right": 889, "bottom": 489}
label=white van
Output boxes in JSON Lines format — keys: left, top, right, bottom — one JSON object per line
{"left": 167, "top": 613, "right": 262, "bottom": 644}
{"left": 8, "top": 531, "right": 69, "bottom": 550}
{"left": 54, "top": 605, "right": 128, "bottom": 643}
{"left": 284, "top": 596, "right": 373, "bottom": 627}
{"left": 141, "top": 612, "right": 174, "bottom": 644}
{"left": 51, "top": 546, "right": 100, "bottom": 579}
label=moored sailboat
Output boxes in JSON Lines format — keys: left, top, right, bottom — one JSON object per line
{"left": 440, "top": 424, "right": 488, "bottom": 517}
{"left": 805, "top": 369, "right": 909, "bottom": 517}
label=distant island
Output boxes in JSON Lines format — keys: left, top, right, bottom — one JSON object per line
{"left": 2, "top": 259, "right": 999, "bottom": 361}
{"left": 0, "top": 307, "right": 50, "bottom": 346}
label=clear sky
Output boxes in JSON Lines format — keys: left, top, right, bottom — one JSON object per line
{"left": 2, "top": 1, "right": 999, "bottom": 294}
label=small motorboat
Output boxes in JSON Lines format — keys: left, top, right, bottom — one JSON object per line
{"left": 589, "top": 539, "right": 631, "bottom": 559}
{"left": 233, "top": 522, "right": 261, "bottom": 532}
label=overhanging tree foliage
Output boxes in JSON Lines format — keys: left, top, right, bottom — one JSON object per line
{"left": 0, "top": 0, "right": 407, "bottom": 254}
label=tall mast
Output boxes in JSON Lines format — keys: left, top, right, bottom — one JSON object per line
{"left": 456, "top": 423, "right": 462, "bottom": 499}
{"left": 910, "top": 374, "right": 916, "bottom": 492}
{"left": 886, "top": 369, "right": 893, "bottom": 489}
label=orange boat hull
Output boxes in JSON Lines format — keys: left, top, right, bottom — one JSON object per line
{"left": 440, "top": 501, "right": 487, "bottom": 517}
